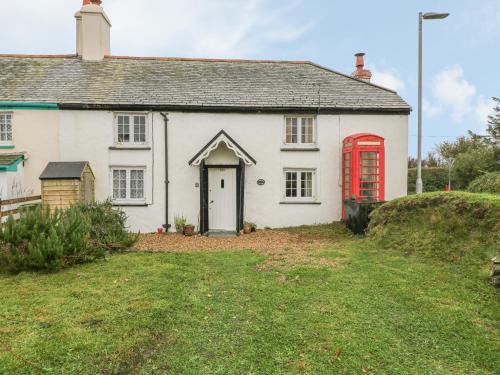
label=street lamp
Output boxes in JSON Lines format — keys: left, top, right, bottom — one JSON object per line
{"left": 416, "top": 11, "right": 450, "bottom": 194}
{"left": 447, "top": 158, "right": 455, "bottom": 191}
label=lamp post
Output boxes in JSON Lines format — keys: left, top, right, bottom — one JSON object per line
{"left": 447, "top": 158, "right": 455, "bottom": 191}
{"left": 416, "top": 11, "right": 450, "bottom": 194}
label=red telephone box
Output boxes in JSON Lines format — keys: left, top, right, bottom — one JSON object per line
{"left": 342, "top": 134, "right": 385, "bottom": 217}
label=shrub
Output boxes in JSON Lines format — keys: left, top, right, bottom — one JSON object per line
{"left": 72, "top": 200, "right": 138, "bottom": 251}
{"left": 407, "top": 167, "right": 449, "bottom": 193}
{"left": 452, "top": 148, "right": 498, "bottom": 189}
{"left": 0, "top": 206, "right": 96, "bottom": 272}
{"left": 0, "top": 202, "right": 138, "bottom": 273}
{"left": 368, "top": 192, "right": 500, "bottom": 264}
{"left": 468, "top": 172, "right": 500, "bottom": 194}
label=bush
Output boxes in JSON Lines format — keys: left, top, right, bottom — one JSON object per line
{"left": 368, "top": 192, "right": 500, "bottom": 264}
{"left": 408, "top": 167, "right": 449, "bottom": 193}
{"left": 72, "top": 201, "right": 138, "bottom": 251}
{"left": 0, "top": 202, "right": 138, "bottom": 273}
{"left": 468, "top": 172, "right": 500, "bottom": 194}
{"left": 452, "top": 148, "right": 498, "bottom": 189}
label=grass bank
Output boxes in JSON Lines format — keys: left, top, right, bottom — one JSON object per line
{"left": 369, "top": 192, "right": 500, "bottom": 264}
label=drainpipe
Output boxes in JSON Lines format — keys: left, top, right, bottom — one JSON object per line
{"left": 160, "top": 113, "right": 171, "bottom": 231}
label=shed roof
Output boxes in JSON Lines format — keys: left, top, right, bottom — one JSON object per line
{"left": 39, "top": 161, "right": 90, "bottom": 180}
{"left": 0, "top": 55, "right": 410, "bottom": 113}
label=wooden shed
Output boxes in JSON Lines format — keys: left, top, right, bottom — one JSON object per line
{"left": 39, "top": 162, "right": 95, "bottom": 210}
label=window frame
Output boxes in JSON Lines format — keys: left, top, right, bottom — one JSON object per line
{"left": 113, "top": 113, "right": 149, "bottom": 147}
{"left": 0, "top": 112, "right": 13, "bottom": 145}
{"left": 282, "top": 168, "right": 317, "bottom": 202}
{"left": 109, "top": 166, "right": 147, "bottom": 204}
{"left": 283, "top": 116, "right": 317, "bottom": 148}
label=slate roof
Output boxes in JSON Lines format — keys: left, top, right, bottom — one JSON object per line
{"left": 39, "top": 161, "right": 89, "bottom": 180}
{"left": 0, "top": 55, "right": 410, "bottom": 112}
{"left": 0, "top": 153, "right": 24, "bottom": 166}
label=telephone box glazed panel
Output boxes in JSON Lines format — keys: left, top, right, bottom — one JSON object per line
{"left": 342, "top": 133, "right": 385, "bottom": 218}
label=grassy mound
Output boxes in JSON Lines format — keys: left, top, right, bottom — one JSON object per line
{"left": 368, "top": 192, "right": 500, "bottom": 264}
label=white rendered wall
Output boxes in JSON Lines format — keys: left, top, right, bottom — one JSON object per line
{"left": 60, "top": 110, "right": 408, "bottom": 232}
{"left": 0, "top": 110, "right": 60, "bottom": 196}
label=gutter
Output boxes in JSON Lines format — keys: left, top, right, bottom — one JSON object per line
{"left": 0, "top": 102, "right": 58, "bottom": 110}
{"left": 58, "top": 103, "right": 412, "bottom": 115}
{"left": 160, "top": 113, "right": 171, "bottom": 231}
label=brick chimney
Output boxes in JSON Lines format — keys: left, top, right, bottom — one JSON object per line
{"left": 75, "top": 0, "right": 111, "bottom": 61}
{"left": 352, "top": 53, "right": 372, "bottom": 82}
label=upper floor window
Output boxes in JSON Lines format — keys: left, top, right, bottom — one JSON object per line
{"left": 0, "top": 113, "right": 13, "bottom": 143}
{"left": 284, "top": 116, "right": 316, "bottom": 146}
{"left": 115, "top": 114, "right": 147, "bottom": 145}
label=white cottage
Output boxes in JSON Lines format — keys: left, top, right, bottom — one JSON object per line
{"left": 0, "top": 0, "right": 410, "bottom": 233}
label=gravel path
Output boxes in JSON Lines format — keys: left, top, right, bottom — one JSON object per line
{"left": 135, "top": 229, "right": 345, "bottom": 270}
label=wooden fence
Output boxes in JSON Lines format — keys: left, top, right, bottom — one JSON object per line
{"left": 0, "top": 195, "right": 42, "bottom": 222}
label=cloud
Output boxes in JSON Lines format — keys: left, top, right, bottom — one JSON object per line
{"left": 101, "top": 0, "right": 310, "bottom": 58}
{"left": 370, "top": 68, "right": 405, "bottom": 92}
{"left": 475, "top": 96, "right": 495, "bottom": 124}
{"left": 0, "top": 0, "right": 312, "bottom": 58}
{"left": 433, "top": 66, "right": 476, "bottom": 122}
{"left": 429, "top": 66, "right": 494, "bottom": 130}
{"left": 423, "top": 99, "right": 442, "bottom": 118}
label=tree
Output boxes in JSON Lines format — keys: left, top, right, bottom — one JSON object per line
{"left": 435, "top": 132, "right": 484, "bottom": 160}
{"left": 423, "top": 151, "right": 444, "bottom": 167}
{"left": 486, "top": 97, "right": 500, "bottom": 145}
{"left": 408, "top": 157, "right": 418, "bottom": 168}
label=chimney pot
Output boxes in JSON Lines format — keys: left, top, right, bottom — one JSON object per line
{"left": 352, "top": 52, "right": 372, "bottom": 82}
{"left": 83, "top": 0, "right": 102, "bottom": 5}
{"left": 355, "top": 52, "right": 365, "bottom": 68}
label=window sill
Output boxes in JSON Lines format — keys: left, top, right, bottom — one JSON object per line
{"left": 280, "top": 147, "right": 319, "bottom": 152}
{"left": 0, "top": 145, "right": 15, "bottom": 149}
{"left": 112, "top": 202, "right": 149, "bottom": 207}
{"left": 280, "top": 201, "right": 321, "bottom": 205}
{"left": 109, "top": 146, "right": 151, "bottom": 151}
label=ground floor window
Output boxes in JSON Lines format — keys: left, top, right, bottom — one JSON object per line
{"left": 284, "top": 169, "right": 316, "bottom": 201}
{"left": 111, "top": 167, "right": 145, "bottom": 202}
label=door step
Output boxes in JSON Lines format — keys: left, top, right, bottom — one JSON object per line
{"left": 208, "top": 230, "right": 238, "bottom": 238}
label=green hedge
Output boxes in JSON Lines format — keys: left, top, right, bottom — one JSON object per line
{"left": 468, "top": 172, "right": 500, "bottom": 194}
{"left": 408, "top": 167, "right": 449, "bottom": 194}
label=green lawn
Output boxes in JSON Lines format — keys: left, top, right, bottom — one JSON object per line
{"left": 1, "top": 227, "right": 498, "bottom": 374}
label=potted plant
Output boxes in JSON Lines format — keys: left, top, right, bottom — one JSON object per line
{"left": 243, "top": 222, "right": 257, "bottom": 234}
{"left": 183, "top": 224, "right": 195, "bottom": 237}
{"left": 174, "top": 215, "right": 186, "bottom": 233}
{"left": 243, "top": 222, "right": 253, "bottom": 234}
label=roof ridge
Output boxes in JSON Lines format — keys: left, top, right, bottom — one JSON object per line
{"left": 306, "top": 61, "right": 399, "bottom": 94}
{"left": 0, "top": 54, "right": 77, "bottom": 59}
{"left": 105, "top": 55, "right": 311, "bottom": 64}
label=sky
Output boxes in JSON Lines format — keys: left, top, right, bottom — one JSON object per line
{"left": 1, "top": 0, "right": 499, "bottom": 157}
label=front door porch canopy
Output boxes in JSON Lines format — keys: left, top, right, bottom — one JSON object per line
{"left": 188, "top": 130, "right": 257, "bottom": 166}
